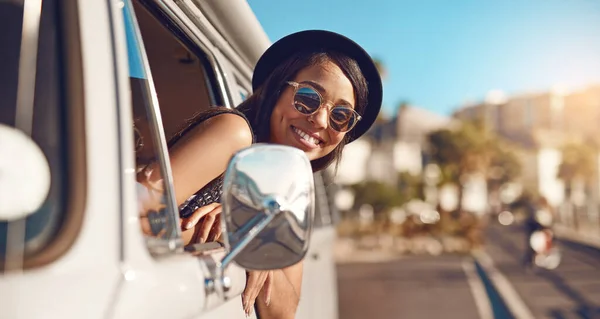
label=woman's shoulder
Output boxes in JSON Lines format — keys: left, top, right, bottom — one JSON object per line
{"left": 169, "top": 106, "right": 254, "bottom": 147}
{"left": 191, "top": 106, "right": 249, "bottom": 125}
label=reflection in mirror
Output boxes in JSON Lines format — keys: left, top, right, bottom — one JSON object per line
{"left": 221, "top": 144, "right": 314, "bottom": 270}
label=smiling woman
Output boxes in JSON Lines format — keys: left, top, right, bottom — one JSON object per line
{"left": 161, "top": 30, "right": 382, "bottom": 317}
{"left": 269, "top": 61, "right": 358, "bottom": 161}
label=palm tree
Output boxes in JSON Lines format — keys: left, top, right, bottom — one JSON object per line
{"left": 372, "top": 57, "right": 387, "bottom": 81}
{"left": 558, "top": 143, "right": 596, "bottom": 203}
{"left": 486, "top": 142, "right": 522, "bottom": 213}
{"left": 557, "top": 142, "right": 597, "bottom": 228}
{"left": 426, "top": 120, "right": 504, "bottom": 212}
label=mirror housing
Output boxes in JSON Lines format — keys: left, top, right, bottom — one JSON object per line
{"left": 198, "top": 144, "right": 315, "bottom": 302}
{"left": 220, "top": 144, "right": 315, "bottom": 270}
{"left": 0, "top": 124, "right": 51, "bottom": 221}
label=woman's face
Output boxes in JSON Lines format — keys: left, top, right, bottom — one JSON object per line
{"left": 269, "top": 61, "right": 355, "bottom": 161}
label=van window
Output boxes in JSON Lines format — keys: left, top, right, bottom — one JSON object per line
{"left": 133, "top": 0, "right": 223, "bottom": 141}
{"left": 123, "top": 0, "right": 181, "bottom": 245}
{"left": 0, "top": 0, "right": 83, "bottom": 268}
{"left": 125, "top": 0, "right": 226, "bottom": 250}
{"left": 234, "top": 73, "right": 251, "bottom": 103}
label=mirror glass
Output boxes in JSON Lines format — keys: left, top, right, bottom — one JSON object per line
{"left": 221, "top": 144, "right": 314, "bottom": 270}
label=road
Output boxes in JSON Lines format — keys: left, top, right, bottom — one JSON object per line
{"left": 337, "top": 254, "right": 483, "bottom": 319}
{"left": 484, "top": 223, "right": 600, "bottom": 318}
{"left": 336, "top": 223, "right": 600, "bottom": 319}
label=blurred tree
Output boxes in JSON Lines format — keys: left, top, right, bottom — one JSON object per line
{"left": 350, "top": 181, "right": 404, "bottom": 216}
{"left": 487, "top": 144, "right": 521, "bottom": 187}
{"left": 557, "top": 142, "right": 597, "bottom": 201}
{"left": 397, "top": 172, "right": 424, "bottom": 200}
{"left": 487, "top": 144, "right": 521, "bottom": 186}
{"left": 486, "top": 142, "right": 522, "bottom": 214}
{"left": 372, "top": 57, "right": 387, "bottom": 80}
{"left": 426, "top": 120, "right": 505, "bottom": 212}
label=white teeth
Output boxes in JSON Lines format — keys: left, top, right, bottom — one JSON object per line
{"left": 293, "top": 127, "right": 320, "bottom": 146}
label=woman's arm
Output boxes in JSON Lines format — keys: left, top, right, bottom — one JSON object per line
{"left": 254, "top": 261, "right": 304, "bottom": 319}
{"left": 139, "top": 113, "right": 252, "bottom": 244}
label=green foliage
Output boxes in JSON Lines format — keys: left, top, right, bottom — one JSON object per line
{"left": 426, "top": 120, "right": 523, "bottom": 211}
{"left": 397, "top": 172, "right": 425, "bottom": 200}
{"left": 427, "top": 120, "right": 521, "bottom": 186}
{"left": 350, "top": 173, "right": 423, "bottom": 215}
{"left": 350, "top": 181, "right": 404, "bottom": 215}
{"left": 487, "top": 143, "right": 522, "bottom": 187}
{"left": 557, "top": 142, "right": 596, "bottom": 184}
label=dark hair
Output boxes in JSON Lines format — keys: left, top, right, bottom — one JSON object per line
{"left": 237, "top": 50, "right": 369, "bottom": 172}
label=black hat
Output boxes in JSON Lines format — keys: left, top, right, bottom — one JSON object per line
{"left": 252, "top": 30, "right": 383, "bottom": 143}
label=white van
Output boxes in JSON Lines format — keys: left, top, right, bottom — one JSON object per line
{"left": 0, "top": 0, "right": 339, "bottom": 318}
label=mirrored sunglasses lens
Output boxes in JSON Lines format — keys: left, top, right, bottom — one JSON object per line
{"left": 330, "top": 107, "right": 357, "bottom": 132}
{"left": 294, "top": 87, "right": 321, "bottom": 114}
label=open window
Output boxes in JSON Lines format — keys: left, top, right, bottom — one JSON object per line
{"left": 124, "top": 0, "right": 227, "bottom": 253}
{"left": 133, "top": 0, "right": 224, "bottom": 144}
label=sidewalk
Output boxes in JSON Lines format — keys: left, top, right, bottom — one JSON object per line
{"left": 334, "top": 235, "right": 472, "bottom": 264}
{"left": 334, "top": 237, "right": 403, "bottom": 263}
{"left": 554, "top": 224, "right": 600, "bottom": 249}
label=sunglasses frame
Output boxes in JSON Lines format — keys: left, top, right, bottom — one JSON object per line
{"left": 286, "top": 81, "right": 362, "bottom": 132}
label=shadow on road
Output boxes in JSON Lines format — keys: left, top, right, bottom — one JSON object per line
{"left": 485, "top": 224, "right": 600, "bottom": 319}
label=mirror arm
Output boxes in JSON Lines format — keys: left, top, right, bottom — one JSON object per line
{"left": 219, "top": 211, "right": 276, "bottom": 270}
{"left": 202, "top": 213, "right": 276, "bottom": 302}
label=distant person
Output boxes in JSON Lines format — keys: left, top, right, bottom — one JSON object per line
{"left": 521, "top": 195, "right": 554, "bottom": 269}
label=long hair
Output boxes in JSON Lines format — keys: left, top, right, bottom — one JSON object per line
{"left": 237, "top": 50, "right": 369, "bottom": 172}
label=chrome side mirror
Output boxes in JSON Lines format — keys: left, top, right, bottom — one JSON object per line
{"left": 0, "top": 124, "right": 51, "bottom": 221}
{"left": 219, "top": 144, "right": 315, "bottom": 270}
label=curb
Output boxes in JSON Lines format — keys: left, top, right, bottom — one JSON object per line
{"left": 553, "top": 226, "right": 600, "bottom": 250}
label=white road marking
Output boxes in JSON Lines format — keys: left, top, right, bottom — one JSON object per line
{"left": 472, "top": 250, "right": 536, "bottom": 319}
{"left": 462, "top": 259, "right": 494, "bottom": 319}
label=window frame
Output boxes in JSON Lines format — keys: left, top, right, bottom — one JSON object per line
{"left": 0, "top": 0, "right": 87, "bottom": 270}
{"left": 124, "top": 0, "right": 235, "bottom": 254}
{"left": 123, "top": 0, "right": 184, "bottom": 253}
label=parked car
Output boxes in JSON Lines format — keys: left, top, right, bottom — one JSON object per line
{"left": 0, "top": 0, "right": 338, "bottom": 318}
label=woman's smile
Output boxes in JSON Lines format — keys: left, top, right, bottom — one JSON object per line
{"left": 291, "top": 125, "right": 323, "bottom": 149}
{"left": 269, "top": 61, "right": 355, "bottom": 161}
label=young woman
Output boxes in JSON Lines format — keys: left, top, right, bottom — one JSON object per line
{"left": 139, "top": 30, "right": 382, "bottom": 318}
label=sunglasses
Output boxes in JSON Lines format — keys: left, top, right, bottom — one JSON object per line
{"left": 286, "top": 81, "right": 361, "bottom": 132}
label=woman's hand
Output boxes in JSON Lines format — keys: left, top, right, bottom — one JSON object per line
{"left": 242, "top": 270, "right": 273, "bottom": 316}
{"left": 181, "top": 202, "right": 223, "bottom": 244}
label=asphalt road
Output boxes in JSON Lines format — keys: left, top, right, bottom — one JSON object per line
{"left": 337, "top": 254, "right": 482, "bottom": 319}
{"left": 336, "top": 223, "right": 600, "bottom": 319}
{"left": 484, "top": 223, "right": 600, "bottom": 319}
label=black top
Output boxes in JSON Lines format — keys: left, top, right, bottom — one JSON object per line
{"left": 171, "top": 107, "right": 254, "bottom": 219}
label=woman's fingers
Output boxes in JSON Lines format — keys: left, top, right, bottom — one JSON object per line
{"left": 181, "top": 202, "right": 220, "bottom": 230}
{"left": 263, "top": 271, "right": 273, "bottom": 306}
{"left": 198, "top": 207, "right": 222, "bottom": 243}
{"left": 242, "top": 271, "right": 270, "bottom": 316}
{"left": 207, "top": 219, "right": 223, "bottom": 242}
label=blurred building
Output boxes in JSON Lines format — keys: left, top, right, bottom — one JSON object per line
{"left": 453, "top": 84, "right": 600, "bottom": 207}
{"left": 336, "top": 104, "right": 454, "bottom": 186}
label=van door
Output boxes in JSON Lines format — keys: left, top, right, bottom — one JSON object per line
{"left": 112, "top": 1, "right": 252, "bottom": 318}
{"left": 0, "top": 0, "right": 122, "bottom": 317}
{"left": 296, "top": 171, "right": 340, "bottom": 319}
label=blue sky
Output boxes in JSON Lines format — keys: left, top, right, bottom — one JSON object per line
{"left": 248, "top": 0, "right": 600, "bottom": 117}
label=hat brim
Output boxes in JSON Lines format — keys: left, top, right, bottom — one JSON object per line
{"left": 252, "top": 30, "right": 383, "bottom": 143}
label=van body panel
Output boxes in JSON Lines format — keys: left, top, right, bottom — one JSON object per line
{"left": 0, "top": 0, "right": 338, "bottom": 318}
